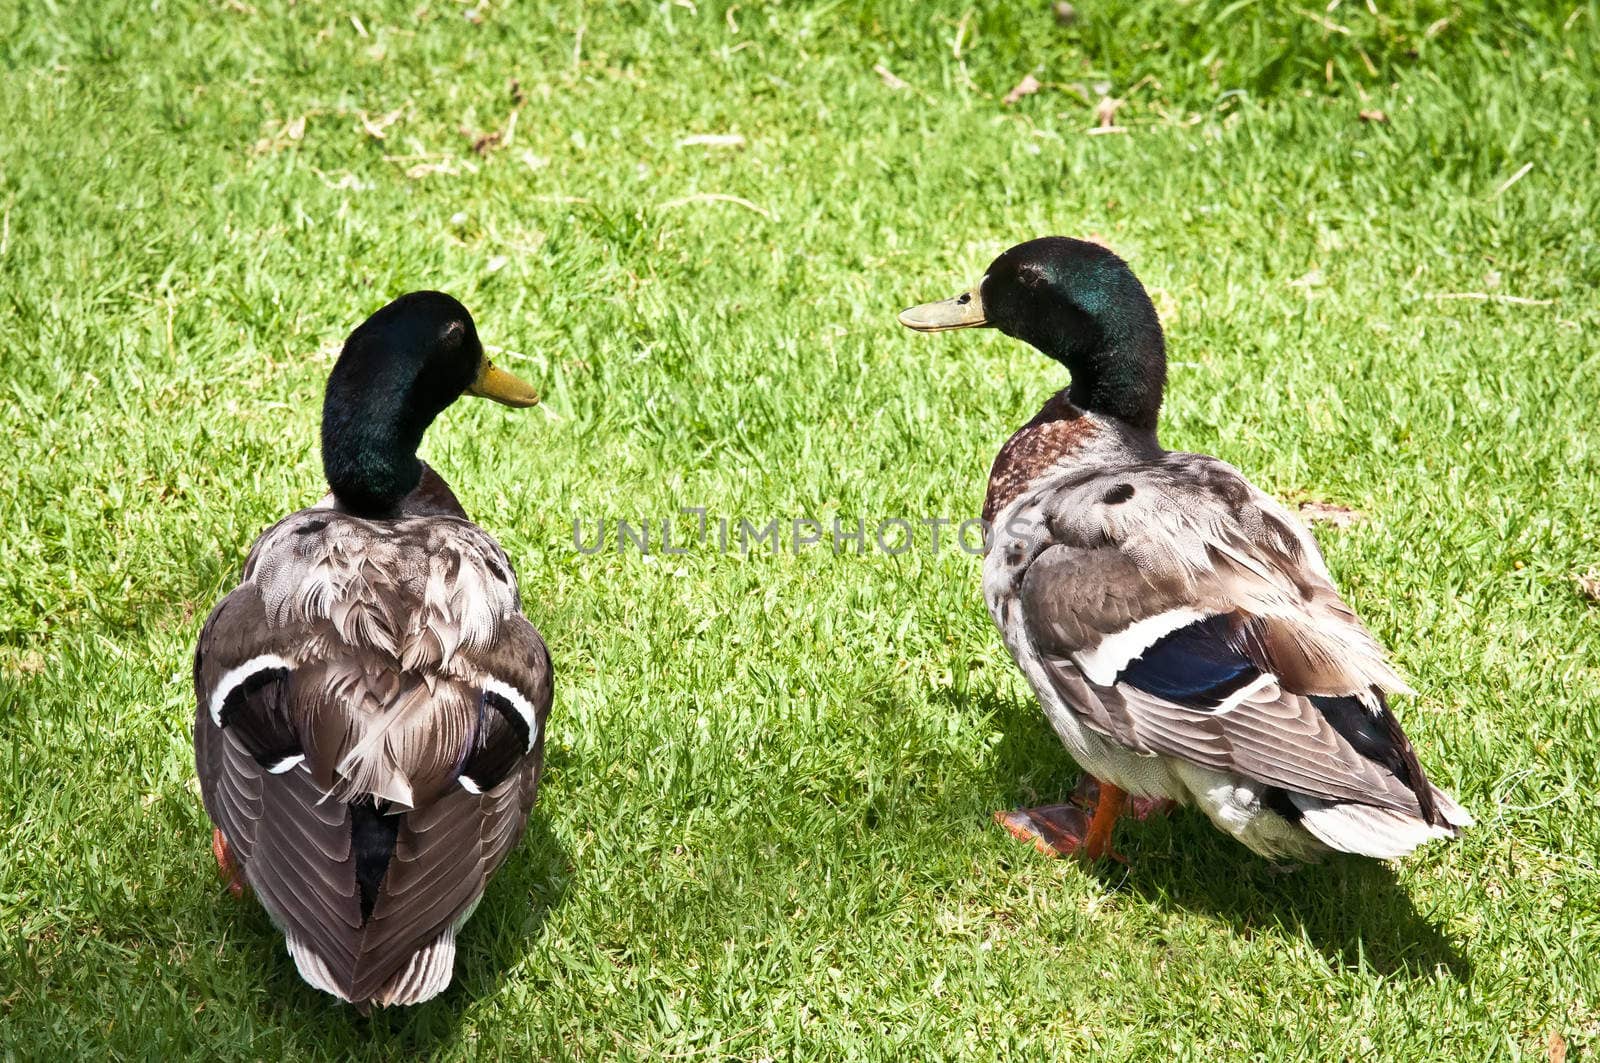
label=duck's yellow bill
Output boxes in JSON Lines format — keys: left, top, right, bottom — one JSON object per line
{"left": 468, "top": 360, "right": 541, "bottom": 407}
{"left": 897, "top": 287, "right": 989, "bottom": 331}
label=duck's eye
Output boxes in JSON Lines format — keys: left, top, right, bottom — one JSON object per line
{"left": 957, "top": 292, "right": 972, "bottom": 305}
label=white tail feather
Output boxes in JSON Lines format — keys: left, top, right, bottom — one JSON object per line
{"left": 284, "top": 930, "right": 351, "bottom": 1003}
{"left": 1292, "top": 797, "right": 1461, "bottom": 859}
{"left": 1428, "top": 785, "right": 1474, "bottom": 828}
{"left": 374, "top": 930, "right": 457, "bottom": 1007}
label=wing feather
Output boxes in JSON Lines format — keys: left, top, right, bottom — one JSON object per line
{"left": 1011, "top": 452, "right": 1449, "bottom": 821}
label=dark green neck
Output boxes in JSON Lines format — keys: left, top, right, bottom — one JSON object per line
{"left": 1039, "top": 285, "right": 1166, "bottom": 433}
{"left": 1062, "top": 319, "right": 1166, "bottom": 433}
{"left": 321, "top": 361, "right": 443, "bottom": 516}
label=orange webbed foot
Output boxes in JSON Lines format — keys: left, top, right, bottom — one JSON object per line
{"left": 212, "top": 828, "right": 247, "bottom": 899}
{"left": 994, "top": 798, "right": 1127, "bottom": 864}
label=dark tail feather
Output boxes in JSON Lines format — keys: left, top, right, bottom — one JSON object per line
{"left": 349, "top": 796, "right": 402, "bottom": 924}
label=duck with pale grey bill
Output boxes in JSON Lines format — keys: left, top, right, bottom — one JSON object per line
{"left": 900, "top": 237, "right": 1471, "bottom": 863}
{"left": 193, "top": 291, "right": 552, "bottom": 1010}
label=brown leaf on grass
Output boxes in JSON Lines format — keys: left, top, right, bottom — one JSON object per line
{"left": 1298, "top": 500, "right": 1364, "bottom": 528}
{"left": 1094, "top": 95, "right": 1125, "bottom": 128}
{"left": 1003, "top": 74, "right": 1042, "bottom": 106}
{"left": 874, "top": 63, "right": 908, "bottom": 90}
{"left": 1, "top": 649, "right": 44, "bottom": 676}
{"left": 1359, "top": 108, "right": 1389, "bottom": 123}
{"left": 250, "top": 114, "right": 306, "bottom": 154}
{"left": 1547, "top": 1031, "right": 1567, "bottom": 1063}
{"left": 1574, "top": 567, "right": 1600, "bottom": 603}
{"left": 358, "top": 107, "right": 404, "bottom": 140}
{"left": 464, "top": 109, "right": 519, "bottom": 155}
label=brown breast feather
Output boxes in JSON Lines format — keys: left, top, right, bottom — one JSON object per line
{"left": 983, "top": 390, "right": 1098, "bottom": 524}
{"left": 404, "top": 463, "right": 469, "bottom": 519}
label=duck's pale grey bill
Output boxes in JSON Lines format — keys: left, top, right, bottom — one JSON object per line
{"left": 897, "top": 288, "right": 989, "bottom": 331}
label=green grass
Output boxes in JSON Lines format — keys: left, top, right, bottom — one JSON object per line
{"left": 2, "top": 0, "right": 1598, "bottom": 1057}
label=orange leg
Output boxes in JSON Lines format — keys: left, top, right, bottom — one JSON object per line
{"left": 1079, "top": 782, "right": 1126, "bottom": 861}
{"left": 1070, "top": 775, "right": 1175, "bottom": 821}
{"left": 212, "top": 828, "right": 246, "bottom": 899}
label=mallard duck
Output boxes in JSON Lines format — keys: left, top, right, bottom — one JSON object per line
{"left": 193, "top": 291, "right": 552, "bottom": 1009}
{"left": 900, "top": 238, "right": 1470, "bottom": 862}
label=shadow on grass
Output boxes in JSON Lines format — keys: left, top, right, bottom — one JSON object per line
{"left": 948, "top": 684, "right": 1472, "bottom": 981}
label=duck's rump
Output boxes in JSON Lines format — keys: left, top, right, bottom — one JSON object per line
{"left": 197, "top": 707, "right": 542, "bottom": 1004}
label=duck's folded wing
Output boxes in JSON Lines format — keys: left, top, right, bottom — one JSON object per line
{"left": 194, "top": 584, "right": 368, "bottom": 975}
{"left": 351, "top": 752, "right": 540, "bottom": 1004}
{"left": 194, "top": 584, "right": 326, "bottom": 860}
{"left": 1015, "top": 455, "right": 1464, "bottom": 827}
{"left": 352, "top": 614, "right": 553, "bottom": 1003}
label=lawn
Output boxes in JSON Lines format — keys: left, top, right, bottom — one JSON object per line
{"left": 2, "top": 0, "right": 1598, "bottom": 1057}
